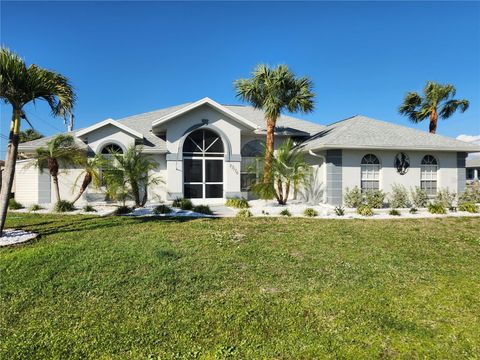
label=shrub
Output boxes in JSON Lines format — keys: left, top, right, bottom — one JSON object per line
{"left": 172, "top": 198, "right": 193, "bottom": 210}
{"left": 29, "top": 204, "right": 44, "bottom": 212}
{"left": 458, "top": 202, "right": 478, "bottom": 213}
{"left": 236, "top": 209, "right": 252, "bottom": 218}
{"left": 303, "top": 208, "right": 317, "bottom": 217}
{"left": 334, "top": 206, "right": 345, "bottom": 216}
{"left": 436, "top": 188, "right": 456, "bottom": 208}
{"left": 280, "top": 208, "right": 291, "bottom": 217}
{"left": 82, "top": 205, "right": 97, "bottom": 212}
{"left": 409, "top": 207, "right": 418, "bottom": 214}
{"left": 153, "top": 204, "right": 172, "bottom": 215}
{"left": 114, "top": 205, "right": 133, "bottom": 215}
{"left": 428, "top": 202, "right": 446, "bottom": 215}
{"left": 193, "top": 205, "right": 213, "bottom": 215}
{"left": 389, "top": 184, "right": 410, "bottom": 208}
{"left": 365, "top": 190, "right": 386, "bottom": 209}
{"left": 344, "top": 186, "right": 362, "bottom": 208}
{"left": 357, "top": 204, "right": 374, "bottom": 216}
{"left": 410, "top": 187, "right": 428, "bottom": 208}
{"left": 8, "top": 198, "right": 23, "bottom": 210}
{"left": 389, "top": 209, "right": 401, "bottom": 216}
{"left": 261, "top": 210, "right": 270, "bottom": 216}
{"left": 55, "top": 200, "right": 75, "bottom": 212}
{"left": 458, "top": 188, "right": 480, "bottom": 204}
{"left": 225, "top": 198, "right": 250, "bottom": 209}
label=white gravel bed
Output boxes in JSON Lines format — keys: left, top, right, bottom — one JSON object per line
{"left": 10, "top": 206, "right": 117, "bottom": 217}
{"left": 0, "top": 229, "right": 38, "bottom": 247}
{"left": 126, "top": 206, "right": 213, "bottom": 218}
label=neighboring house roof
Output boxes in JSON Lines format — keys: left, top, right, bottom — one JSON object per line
{"left": 466, "top": 156, "right": 480, "bottom": 168}
{"left": 299, "top": 115, "right": 480, "bottom": 153}
{"left": 75, "top": 118, "right": 143, "bottom": 139}
{"left": 18, "top": 135, "right": 88, "bottom": 152}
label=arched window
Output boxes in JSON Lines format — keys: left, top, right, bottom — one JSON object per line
{"left": 361, "top": 154, "right": 380, "bottom": 192}
{"left": 100, "top": 143, "right": 123, "bottom": 155}
{"left": 240, "top": 140, "right": 264, "bottom": 191}
{"left": 421, "top": 155, "right": 438, "bottom": 196}
{"left": 183, "top": 129, "right": 224, "bottom": 199}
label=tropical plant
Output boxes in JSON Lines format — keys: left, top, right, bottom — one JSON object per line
{"left": 389, "top": 184, "right": 410, "bottom": 208}
{"left": 458, "top": 202, "right": 478, "bottom": 213}
{"left": 193, "top": 205, "right": 213, "bottom": 215}
{"left": 409, "top": 207, "right": 418, "bottom": 214}
{"left": 250, "top": 138, "right": 310, "bottom": 205}
{"left": 410, "top": 186, "right": 429, "bottom": 208}
{"left": 0, "top": 48, "right": 75, "bottom": 235}
{"left": 114, "top": 205, "right": 133, "bottom": 215}
{"left": 298, "top": 170, "right": 324, "bottom": 205}
{"left": 8, "top": 198, "right": 23, "bottom": 210}
{"left": 71, "top": 154, "right": 108, "bottom": 205}
{"left": 29, "top": 204, "right": 44, "bottom": 212}
{"left": 365, "top": 189, "right": 386, "bottom": 209}
{"left": 458, "top": 188, "right": 480, "bottom": 204}
{"left": 172, "top": 198, "right": 193, "bottom": 210}
{"left": 357, "top": 204, "right": 374, "bottom": 216}
{"left": 153, "top": 204, "right": 172, "bottom": 215}
{"left": 19, "top": 129, "right": 43, "bottom": 143}
{"left": 334, "top": 206, "right": 345, "bottom": 216}
{"left": 55, "top": 200, "right": 75, "bottom": 212}
{"left": 344, "top": 187, "right": 363, "bottom": 208}
{"left": 436, "top": 188, "right": 456, "bottom": 209}
{"left": 225, "top": 198, "right": 250, "bottom": 209}
{"left": 236, "top": 209, "right": 253, "bottom": 218}
{"left": 279, "top": 208, "right": 291, "bottom": 217}
{"left": 82, "top": 204, "right": 96, "bottom": 213}
{"left": 399, "top": 81, "right": 469, "bottom": 134}
{"left": 235, "top": 64, "right": 314, "bottom": 182}
{"left": 103, "top": 145, "right": 161, "bottom": 207}
{"left": 389, "top": 209, "right": 401, "bottom": 216}
{"left": 30, "top": 134, "right": 84, "bottom": 204}
{"left": 428, "top": 202, "right": 447, "bottom": 215}
{"left": 303, "top": 208, "right": 317, "bottom": 217}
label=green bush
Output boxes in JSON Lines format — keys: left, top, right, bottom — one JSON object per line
{"left": 193, "top": 205, "right": 213, "bottom": 215}
{"left": 458, "top": 188, "right": 480, "bottom": 204}
{"left": 303, "top": 208, "right": 317, "bottom": 217}
{"left": 365, "top": 189, "right": 386, "bottom": 209}
{"left": 409, "top": 207, "right": 418, "bottom": 214}
{"left": 410, "top": 187, "right": 429, "bottom": 208}
{"left": 458, "top": 202, "right": 478, "bottom": 213}
{"left": 357, "top": 204, "right": 374, "bottom": 216}
{"left": 436, "top": 188, "right": 456, "bottom": 208}
{"left": 29, "top": 204, "right": 44, "bottom": 212}
{"left": 8, "top": 198, "right": 24, "bottom": 210}
{"left": 390, "top": 184, "right": 410, "bottom": 208}
{"left": 114, "top": 205, "right": 133, "bottom": 215}
{"left": 389, "top": 209, "right": 401, "bottom": 216}
{"left": 82, "top": 205, "right": 97, "bottom": 212}
{"left": 225, "top": 198, "right": 250, "bottom": 209}
{"left": 55, "top": 200, "right": 75, "bottom": 212}
{"left": 344, "top": 186, "right": 363, "bottom": 208}
{"left": 428, "top": 202, "right": 446, "bottom": 215}
{"left": 236, "top": 209, "right": 252, "bottom": 218}
{"left": 153, "top": 204, "right": 172, "bottom": 215}
{"left": 280, "top": 208, "right": 291, "bottom": 217}
{"left": 334, "top": 206, "right": 345, "bottom": 216}
{"left": 172, "top": 198, "right": 193, "bottom": 210}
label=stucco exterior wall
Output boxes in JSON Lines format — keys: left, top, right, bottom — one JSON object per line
{"left": 81, "top": 124, "right": 136, "bottom": 154}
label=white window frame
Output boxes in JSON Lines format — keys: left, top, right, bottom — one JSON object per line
{"left": 421, "top": 155, "right": 438, "bottom": 197}
{"left": 361, "top": 154, "right": 380, "bottom": 192}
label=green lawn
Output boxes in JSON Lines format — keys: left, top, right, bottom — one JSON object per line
{"left": 1, "top": 214, "right": 479, "bottom": 359}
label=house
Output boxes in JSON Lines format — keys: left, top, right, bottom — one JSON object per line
{"left": 15, "top": 97, "right": 480, "bottom": 206}
{"left": 466, "top": 157, "right": 480, "bottom": 183}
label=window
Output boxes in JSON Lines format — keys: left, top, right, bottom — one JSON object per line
{"left": 361, "top": 154, "right": 380, "bottom": 192}
{"left": 240, "top": 140, "right": 264, "bottom": 191}
{"left": 421, "top": 155, "right": 438, "bottom": 196}
{"left": 183, "top": 129, "right": 224, "bottom": 199}
{"left": 100, "top": 143, "right": 123, "bottom": 155}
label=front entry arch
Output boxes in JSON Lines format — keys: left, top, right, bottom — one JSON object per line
{"left": 183, "top": 129, "right": 224, "bottom": 199}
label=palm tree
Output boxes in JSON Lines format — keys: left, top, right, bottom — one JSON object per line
{"left": 0, "top": 48, "right": 75, "bottom": 234}
{"left": 71, "top": 154, "right": 107, "bottom": 205}
{"left": 31, "top": 135, "right": 85, "bottom": 204}
{"left": 234, "top": 64, "right": 314, "bottom": 182}
{"left": 399, "top": 81, "right": 469, "bottom": 134}
{"left": 19, "top": 129, "right": 43, "bottom": 143}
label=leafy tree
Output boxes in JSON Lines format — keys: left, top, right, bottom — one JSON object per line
{"left": 234, "top": 64, "right": 314, "bottom": 182}
{"left": 71, "top": 154, "right": 108, "bottom": 205}
{"left": 30, "top": 135, "right": 84, "bottom": 204}
{"left": 19, "top": 129, "right": 43, "bottom": 143}
{"left": 0, "top": 48, "right": 75, "bottom": 234}
{"left": 103, "top": 145, "right": 162, "bottom": 207}
{"left": 399, "top": 81, "right": 469, "bottom": 134}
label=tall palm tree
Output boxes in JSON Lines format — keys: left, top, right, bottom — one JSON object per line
{"left": 234, "top": 64, "right": 314, "bottom": 182}
{"left": 31, "top": 135, "right": 85, "bottom": 204}
{"left": 71, "top": 154, "right": 107, "bottom": 205}
{"left": 399, "top": 81, "right": 469, "bottom": 134}
{"left": 19, "top": 129, "right": 43, "bottom": 143}
{"left": 0, "top": 48, "right": 75, "bottom": 234}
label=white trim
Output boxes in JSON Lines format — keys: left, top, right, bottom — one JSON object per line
{"left": 75, "top": 118, "right": 143, "bottom": 139}
{"left": 151, "top": 97, "right": 259, "bottom": 130}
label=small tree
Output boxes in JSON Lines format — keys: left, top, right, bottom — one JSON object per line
{"left": 71, "top": 154, "right": 107, "bottom": 205}
{"left": 19, "top": 129, "right": 43, "bottom": 143}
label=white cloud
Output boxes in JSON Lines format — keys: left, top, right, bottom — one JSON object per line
{"left": 456, "top": 134, "right": 480, "bottom": 144}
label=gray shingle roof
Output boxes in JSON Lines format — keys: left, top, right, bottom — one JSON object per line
{"left": 299, "top": 115, "right": 480, "bottom": 152}
{"left": 466, "top": 156, "right": 480, "bottom": 168}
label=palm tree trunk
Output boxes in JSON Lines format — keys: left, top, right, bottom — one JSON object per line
{"left": 71, "top": 172, "right": 92, "bottom": 205}
{"left": 429, "top": 108, "right": 438, "bottom": 134}
{"left": 284, "top": 181, "right": 291, "bottom": 205}
{"left": 276, "top": 178, "right": 284, "bottom": 205}
{"left": 0, "top": 109, "right": 22, "bottom": 235}
{"left": 131, "top": 182, "right": 140, "bottom": 207}
{"left": 140, "top": 184, "right": 148, "bottom": 207}
{"left": 52, "top": 175, "right": 61, "bottom": 204}
{"left": 263, "top": 117, "right": 275, "bottom": 183}
{"left": 49, "top": 159, "right": 61, "bottom": 203}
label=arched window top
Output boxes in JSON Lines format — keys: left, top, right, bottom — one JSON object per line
{"left": 361, "top": 154, "right": 380, "bottom": 165}
{"left": 421, "top": 155, "right": 437, "bottom": 165}
{"left": 241, "top": 140, "right": 264, "bottom": 157}
{"left": 101, "top": 143, "right": 123, "bottom": 155}
{"left": 183, "top": 129, "right": 224, "bottom": 155}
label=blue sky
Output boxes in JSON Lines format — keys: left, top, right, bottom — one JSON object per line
{"left": 1, "top": 1, "right": 479, "bottom": 156}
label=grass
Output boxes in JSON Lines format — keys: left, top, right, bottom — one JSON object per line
{"left": 1, "top": 214, "right": 480, "bottom": 359}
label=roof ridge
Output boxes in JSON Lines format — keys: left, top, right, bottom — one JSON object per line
{"left": 117, "top": 102, "right": 193, "bottom": 122}
{"left": 320, "top": 115, "right": 360, "bottom": 145}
